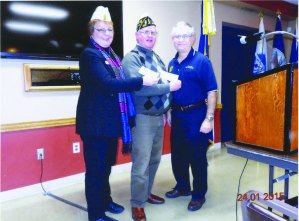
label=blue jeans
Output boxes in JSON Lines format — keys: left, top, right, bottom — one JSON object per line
{"left": 130, "top": 114, "right": 164, "bottom": 207}
{"left": 81, "top": 136, "right": 118, "bottom": 221}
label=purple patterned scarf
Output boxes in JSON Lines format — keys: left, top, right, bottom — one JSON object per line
{"left": 90, "top": 38, "right": 136, "bottom": 153}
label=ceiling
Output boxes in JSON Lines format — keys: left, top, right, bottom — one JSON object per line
{"left": 283, "top": 0, "right": 298, "bottom": 4}
{"left": 239, "top": 0, "right": 298, "bottom": 18}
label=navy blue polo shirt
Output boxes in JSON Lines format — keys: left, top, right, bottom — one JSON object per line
{"left": 168, "top": 48, "right": 217, "bottom": 106}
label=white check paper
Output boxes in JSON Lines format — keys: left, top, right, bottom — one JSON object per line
{"left": 138, "top": 66, "right": 179, "bottom": 82}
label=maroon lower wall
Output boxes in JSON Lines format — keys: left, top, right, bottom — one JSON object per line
{"left": 1, "top": 125, "right": 171, "bottom": 192}
{"left": 1, "top": 126, "right": 85, "bottom": 191}
{"left": 1, "top": 108, "right": 220, "bottom": 192}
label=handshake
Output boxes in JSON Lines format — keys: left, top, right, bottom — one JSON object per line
{"left": 142, "top": 75, "right": 181, "bottom": 91}
{"left": 141, "top": 66, "right": 182, "bottom": 92}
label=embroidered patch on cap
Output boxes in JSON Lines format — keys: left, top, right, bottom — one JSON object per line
{"left": 136, "top": 16, "right": 156, "bottom": 31}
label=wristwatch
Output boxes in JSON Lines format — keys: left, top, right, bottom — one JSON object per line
{"left": 205, "top": 115, "right": 214, "bottom": 122}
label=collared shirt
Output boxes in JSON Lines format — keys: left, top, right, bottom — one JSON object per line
{"left": 168, "top": 48, "right": 217, "bottom": 106}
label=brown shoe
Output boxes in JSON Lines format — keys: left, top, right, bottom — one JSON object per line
{"left": 147, "top": 194, "right": 165, "bottom": 204}
{"left": 132, "top": 207, "right": 146, "bottom": 221}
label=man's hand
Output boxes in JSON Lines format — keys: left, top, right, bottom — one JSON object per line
{"left": 169, "top": 80, "right": 182, "bottom": 91}
{"left": 199, "top": 119, "right": 213, "bottom": 134}
{"left": 166, "top": 110, "right": 172, "bottom": 127}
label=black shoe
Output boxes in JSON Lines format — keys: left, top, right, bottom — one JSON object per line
{"left": 165, "top": 189, "right": 191, "bottom": 198}
{"left": 187, "top": 197, "right": 206, "bottom": 211}
{"left": 96, "top": 215, "right": 118, "bottom": 221}
{"left": 106, "top": 202, "right": 124, "bottom": 214}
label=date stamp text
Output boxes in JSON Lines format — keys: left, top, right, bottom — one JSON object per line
{"left": 237, "top": 192, "right": 284, "bottom": 201}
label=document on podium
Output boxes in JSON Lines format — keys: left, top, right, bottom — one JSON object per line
{"left": 138, "top": 66, "right": 179, "bottom": 82}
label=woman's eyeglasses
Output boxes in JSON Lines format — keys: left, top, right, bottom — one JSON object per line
{"left": 95, "top": 28, "right": 114, "bottom": 34}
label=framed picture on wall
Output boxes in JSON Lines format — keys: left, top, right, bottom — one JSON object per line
{"left": 23, "top": 64, "right": 80, "bottom": 91}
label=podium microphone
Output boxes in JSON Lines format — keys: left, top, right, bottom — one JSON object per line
{"left": 239, "top": 32, "right": 263, "bottom": 44}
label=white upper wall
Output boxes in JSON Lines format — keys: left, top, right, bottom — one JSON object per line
{"left": 0, "top": 59, "right": 79, "bottom": 124}
{"left": 0, "top": 1, "right": 296, "bottom": 124}
{"left": 123, "top": 1, "right": 202, "bottom": 62}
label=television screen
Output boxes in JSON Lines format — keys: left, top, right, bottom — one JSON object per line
{"left": 0, "top": 1, "right": 123, "bottom": 60}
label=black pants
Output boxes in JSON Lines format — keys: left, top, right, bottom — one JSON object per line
{"left": 81, "top": 136, "right": 118, "bottom": 221}
{"left": 170, "top": 108, "right": 210, "bottom": 200}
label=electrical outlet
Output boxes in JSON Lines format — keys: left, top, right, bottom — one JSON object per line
{"left": 73, "top": 142, "right": 80, "bottom": 154}
{"left": 37, "top": 148, "right": 44, "bottom": 160}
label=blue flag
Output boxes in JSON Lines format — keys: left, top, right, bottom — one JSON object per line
{"left": 198, "top": 0, "right": 216, "bottom": 148}
{"left": 270, "top": 14, "right": 286, "bottom": 69}
{"left": 289, "top": 30, "right": 298, "bottom": 63}
{"left": 199, "top": 0, "right": 209, "bottom": 57}
{"left": 199, "top": 30, "right": 209, "bottom": 57}
{"left": 198, "top": 0, "right": 216, "bottom": 58}
{"left": 253, "top": 16, "right": 268, "bottom": 75}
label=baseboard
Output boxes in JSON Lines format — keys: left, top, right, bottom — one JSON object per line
{"left": 0, "top": 172, "right": 85, "bottom": 203}
{"left": 0, "top": 153, "right": 171, "bottom": 202}
{"left": 0, "top": 147, "right": 221, "bottom": 203}
{"left": 208, "top": 142, "right": 221, "bottom": 152}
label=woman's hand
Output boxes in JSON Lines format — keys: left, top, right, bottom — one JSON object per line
{"left": 142, "top": 75, "right": 159, "bottom": 86}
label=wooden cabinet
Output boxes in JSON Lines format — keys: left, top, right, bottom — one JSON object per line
{"left": 234, "top": 64, "right": 297, "bottom": 154}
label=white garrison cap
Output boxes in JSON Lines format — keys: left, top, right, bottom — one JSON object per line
{"left": 90, "top": 6, "right": 112, "bottom": 21}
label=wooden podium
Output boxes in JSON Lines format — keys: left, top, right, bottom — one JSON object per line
{"left": 234, "top": 64, "right": 298, "bottom": 154}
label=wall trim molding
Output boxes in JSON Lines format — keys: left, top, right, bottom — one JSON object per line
{"left": 1, "top": 118, "right": 75, "bottom": 132}
{"left": 1, "top": 104, "right": 222, "bottom": 132}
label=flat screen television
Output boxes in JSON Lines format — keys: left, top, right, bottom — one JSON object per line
{"left": 1, "top": 1, "right": 123, "bottom": 60}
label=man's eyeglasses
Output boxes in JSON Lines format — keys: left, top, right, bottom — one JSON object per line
{"left": 95, "top": 28, "right": 114, "bottom": 34}
{"left": 139, "top": 30, "right": 158, "bottom": 36}
{"left": 173, "top": 34, "right": 193, "bottom": 40}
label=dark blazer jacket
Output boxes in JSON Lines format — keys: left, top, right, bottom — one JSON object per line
{"left": 76, "top": 45, "right": 143, "bottom": 138}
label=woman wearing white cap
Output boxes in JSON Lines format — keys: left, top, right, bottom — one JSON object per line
{"left": 76, "top": 6, "right": 159, "bottom": 221}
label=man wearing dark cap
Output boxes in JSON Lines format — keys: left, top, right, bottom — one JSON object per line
{"left": 122, "top": 16, "right": 181, "bottom": 221}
